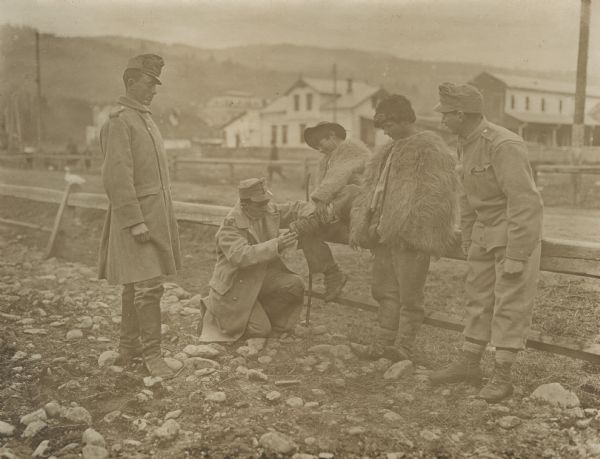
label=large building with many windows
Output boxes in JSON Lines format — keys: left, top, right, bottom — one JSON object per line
{"left": 222, "top": 76, "right": 388, "bottom": 148}
{"left": 470, "top": 72, "right": 600, "bottom": 146}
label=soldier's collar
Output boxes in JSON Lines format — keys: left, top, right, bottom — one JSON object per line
{"left": 460, "top": 117, "right": 488, "bottom": 143}
{"left": 118, "top": 96, "right": 152, "bottom": 114}
{"left": 232, "top": 201, "right": 278, "bottom": 228}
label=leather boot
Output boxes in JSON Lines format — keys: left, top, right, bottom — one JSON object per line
{"left": 477, "top": 361, "right": 514, "bottom": 403}
{"left": 135, "top": 281, "right": 179, "bottom": 379}
{"left": 323, "top": 264, "right": 347, "bottom": 302}
{"left": 114, "top": 284, "right": 143, "bottom": 366}
{"left": 429, "top": 350, "right": 483, "bottom": 385}
{"left": 289, "top": 213, "right": 322, "bottom": 237}
{"left": 350, "top": 327, "right": 396, "bottom": 360}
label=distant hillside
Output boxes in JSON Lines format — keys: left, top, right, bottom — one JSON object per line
{"left": 0, "top": 24, "right": 588, "bottom": 146}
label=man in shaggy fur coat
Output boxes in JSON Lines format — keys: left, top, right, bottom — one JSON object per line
{"left": 292, "top": 122, "right": 370, "bottom": 301}
{"left": 349, "top": 95, "right": 459, "bottom": 362}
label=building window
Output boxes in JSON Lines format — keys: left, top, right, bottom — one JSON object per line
{"left": 271, "top": 125, "right": 277, "bottom": 144}
{"left": 306, "top": 94, "right": 313, "bottom": 111}
{"left": 282, "top": 125, "right": 288, "bottom": 145}
{"left": 559, "top": 99, "right": 563, "bottom": 113}
{"left": 299, "top": 123, "right": 306, "bottom": 143}
{"left": 541, "top": 98, "right": 546, "bottom": 112}
{"left": 294, "top": 95, "right": 300, "bottom": 111}
{"left": 525, "top": 96, "right": 530, "bottom": 111}
{"left": 510, "top": 95, "right": 515, "bottom": 109}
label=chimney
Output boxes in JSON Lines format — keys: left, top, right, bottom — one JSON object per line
{"left": 346, "top": 78, "right": 353, "bottom": 94}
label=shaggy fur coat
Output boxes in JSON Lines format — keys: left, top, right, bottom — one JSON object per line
{"left": 349, "top": 130, "right": 459, "bottom": 256}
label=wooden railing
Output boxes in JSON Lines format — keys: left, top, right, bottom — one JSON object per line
{"left": 532, "top": 163, "right": 600, "bottom": 206}
{"left": 1, "top": 183, "right": 600, "bottom": 362}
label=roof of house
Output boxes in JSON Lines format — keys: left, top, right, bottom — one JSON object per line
{"left": 507, "top": 111, "right": 600, "bottom": 126}
{"left": 277, "top": 76, "right": 382, "bottom": 110}
{"left": 479, "top": 71, "right": 600, "bottom": 98}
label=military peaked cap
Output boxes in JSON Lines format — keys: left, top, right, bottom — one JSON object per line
{"left": 434, "top": 82, "right": 483, "bottom": 113}
{"left": 238, "top": 178, "right": 273, "bottom": 202}
{"left": 126, "top": 54, "right": 164, "bottom": 84}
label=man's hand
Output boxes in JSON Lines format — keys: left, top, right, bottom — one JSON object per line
{"left": 130, "top": 222, "right": 150, "bottom": 243}
{"left": 502, "top": 258, "right": 525, "bottom": 278}
{"left": 314, "top": 200, "right": 329, "bottom": 222}
{"left": 277, "top": 230, "right": 298, "bottom": 252}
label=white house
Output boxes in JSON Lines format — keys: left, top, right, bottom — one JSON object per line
{"left": 223, "top": 76, "right": 388, "bottom": 148}
{"left": 471, "top": 71, "right": 600, "bottom": 146}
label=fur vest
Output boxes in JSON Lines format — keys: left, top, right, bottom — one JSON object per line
{"left": 349, "top": 130, "right": 459, "bottom": 256}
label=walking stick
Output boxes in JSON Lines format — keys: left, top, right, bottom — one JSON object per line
{"left": 304, "top": 173, "right": 313, "bottom": 326}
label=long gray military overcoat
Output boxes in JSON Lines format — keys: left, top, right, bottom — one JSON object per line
{"left": 98, "top": 96, "right": 181, "bottom": 285}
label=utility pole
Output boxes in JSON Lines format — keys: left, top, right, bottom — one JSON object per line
{"left": 35, "top": 30, "right": 43, "bottom": 150}
{"left": 332, "top": 63, "right": 337, "bottom": 123}
{"left": 571, "top": 0, "right": 591, "bottom": 205}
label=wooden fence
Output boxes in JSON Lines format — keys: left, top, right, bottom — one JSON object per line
{"left": 532, "top": 164, "right": 600, "bottom": 206}
{"left": 1, "top": 183, "right": 600, "bottom": 362}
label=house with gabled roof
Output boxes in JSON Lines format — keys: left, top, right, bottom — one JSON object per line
{"left": 470, "top": 71, "right": 600, "bottom": 146}
{"left": 223, "top": 76, "right": 388, "bottom": 148}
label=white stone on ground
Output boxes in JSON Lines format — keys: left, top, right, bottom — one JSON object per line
{"left": 97, "top": 350, "right": 119, "bottom": 368}
{"left": 32, "top": 440, "right": 50, "bottom": 458}
{"left": 21, "top": 420, "right": 47, "bottom": 438}
{"left": 259, "top": 431, "right": 297, "bottom": 454}
{"left": 62, "top": 406, "right": 92, "bottom": 425}
{"left": 383, "top": 361, "right": 414, "bottom": 380}
{"left": 82, "top": 428, "right": 106, "bottom": 447}
{"left": 497, "top": 416, "right": 521, "bottom": 429}
{"left": 182, "top": 344, "right": 220, "bottom": 358}
{"left": 286, "top": 397, "right": 304, "bottom": 408}
{"left": 20, "top": 408, "right": 47, "bottom": 425}
{"left": 205, "top": 391, "right": 227, "bottom": 403}
{"left": 66, "top": 329, "right": 83, "bottom": 340}
{"left": 82, "top": 445, "right": 109, "bottom": 459}
{"left": 530, "top": 383, "right": 580, "bottom": 408}
{"left": 265, "top": 391, "right": 281, "bottom": 402}
{"left": 0, "top": 421, "right": 15, "bottom": 436}
{"left": 153, "top": 419, "right": 180, "bottom": 441}
{"left": 165, "top": 409, "right": 182, "bottom": 420}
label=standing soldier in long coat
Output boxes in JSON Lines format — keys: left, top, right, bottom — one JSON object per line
{"left": 98, "top": 54, "right": 182, "bottom": 379}
{"left": 430, "top": 83, "right": 543, "bottom": 402}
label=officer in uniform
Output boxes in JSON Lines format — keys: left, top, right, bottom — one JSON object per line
{"left": 198, "top": 178, "right": 305, "bottom": 342}
{"left": 98, "top": 54, "right": 182, "bottom": 378}
{"left": 430, "top": 83, "right": 543, "bottom": 402}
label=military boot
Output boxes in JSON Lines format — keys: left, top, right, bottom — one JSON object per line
{"left": 350, "top": 327, "right": 396, "bottom": 360}
{"left": 323, "top": 264, "right": 347, "bottom": 302}
{"left": 289, "top": 214, "right": 322, "bottom": 237}
{"left": 429, "top": 350, "right": 483, "bottom": 385}
{"left": 477, "top": 361, "right": 514, "bottom": 403}
{"left": 114, "top": 285, "right": 143, "bottom": 367}
{"left": 136, "top": 282, "right": 181, "bottom": 379}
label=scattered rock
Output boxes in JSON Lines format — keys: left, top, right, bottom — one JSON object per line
{"left": 247, "top": 337, "right": 267, "bottom": 352}
{"left": 165, "top": 409, "right": 182, "bottom": 420}
{"left": 103, "top": 411, "right": 121, "bottom": 423}
{"left": 62, "top": 406, "right": 92, "bottom": 425}
{"left": 11, "top": 351, "right": 27, "bottom": 361}
{"left": 206, "top": 391, "right": 227, "bottom": 403}
{"left": 246, "top": 369, "right": 268, "bottom": 381}
{"left": 164, "top": 357, "right": 183, "bottom": 372}
{"left": 82, "top": 444, "right": 109, "bottom": 459}
{"left": 383, "top": 411, "right": 403, "bottom": 423}
{"left": 266, "top": 391, "right": 281, "bottom": 402}
{"left": 77, "top": 316, "right": 94, "bottom": 329}
{"left": 20, "top": 408, "right": 47, "bottom": 425}
{"left": 259, "top": 431, "right": 297, "bottom": 454}
{"left": 98, "top": 350, "right": 119, "bottom": 367}
{"left": 531, "top": 383, "right": 580, "bottom": 408}
{"left": 497, "top": 416, "right": 521, "bottom": 429}
{"left": 23, "top": 328, "right": 48, "bottom": 335}
{"left": 292, "top": 454, "right": 318, "bottom": 459}
{"left": 82, "top": 427, "right": 106, "bottom": 447}
{"left": 420, "top": 429, "right": 441, "bottom": 441}
{"left": 184, "top": 357, "right": 220, "bottom": 370}
{"left": 183, "top": 344, "right": 220, "bottom": 358}
{"left": 258, "top": 355, "right": 273, "bottom": 364}
{"left": 153, "top": 419, "right": 180, "bottom": 442}
{"left": 21, "top": 420, "right": 47, "bottom": 438}
{"left": 66, "top": 329, "right": 83, "bottom": 340}
{"left": 43, "top": 401, "right": 63, "bottom": 418}
{"left": 383, "top": 360, "right": 414, "bottom": 380}
{"left": 348, "top": 426, "right": 366, "bottom": 435}
{"left": 32, "top": 440, "right": 50, "bottom": 458}
{"left": 0, "top": 421, "right": 15, "bottom": 436}
{"left": 286, "top": 397, "right": 304, "bottom": 408}
{"left": 143, "top": 376, "right": 163, "bottom": 387}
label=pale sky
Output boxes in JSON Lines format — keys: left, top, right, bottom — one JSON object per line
{"left": 2, "top": 0, "right": 600, "bottom": 79}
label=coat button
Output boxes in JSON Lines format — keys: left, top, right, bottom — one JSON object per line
{"left": 233, "top": 296, "right": 238, "bottom": 301}
{"left": 239, "top": 280, "right": 243, "bottom": 283}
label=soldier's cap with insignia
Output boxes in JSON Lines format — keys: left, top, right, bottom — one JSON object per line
{"left": 238, "top": 177, "right": 273, "bottom": 202}
{"left": 434, "top": 82, "right": 483, "bottom": 114}
{"left": 126, "top": 54, "right": 164, "bottom": 85}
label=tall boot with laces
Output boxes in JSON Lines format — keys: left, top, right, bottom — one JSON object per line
{"left": 429, "top": 350, "right": 483, "bottom": 385}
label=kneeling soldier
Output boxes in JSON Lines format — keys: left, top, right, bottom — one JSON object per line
{"left": 198, "top": 178, "right": 305, "bottom": 342}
